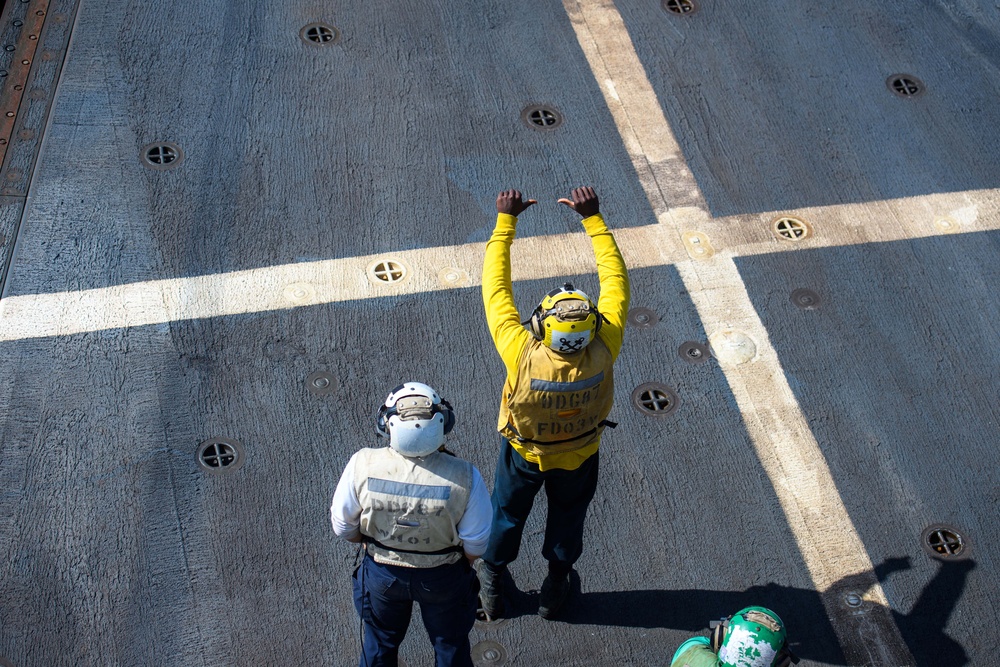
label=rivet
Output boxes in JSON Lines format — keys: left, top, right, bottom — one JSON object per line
{"left": 678, "top": 341, "right": 709, "bottom": 364}
{"left": 662, "top": 0, "right": 698, "bottom": 14}
{"left": 772, "top": 216, "right": 812, "bottom": 241}
{"left": 921, "top": 524, "right": 968, "bottom": 560}
{"left": 437, "top": 266, "right": 469, "bottom": 287}
{"left": 521, "top": 105, "right": 563, "bottom": 130}
{"left": 282, "top": 282, "right": 317, "bottom": 305}
{"left": 300, "top": 23, "right": 340, "bottom": 45}
{"left": 887, "top": 74, "right": 925, "bottom": 98}
{"left": 368, "top": 258, "right": 408, "bottom": 284}
{"left": 682, "top": 231, "right": 715, "bottom": 259}
{"left": 631, "top": 382, "right": 680, "bottom": 417}
{"left": 627, "top": 307, "right": 659, "bottom": 329}
{"left": 934, "top": 217, "right": 960, "bottom": 234}
{"left": 472, "top": 640, "right": 508, "bottom": 664}
{"left": 790, "top": 288, "right": 821, "bottom": 310}
{"left": 845, "top": 593, "right": 863, "bottom": 608}
{"left": 197, "top": 437, "right": 245, "bottom": 474}
{"left": 306, "top": 371, "right": 338, "bottom": 396}
{"left": 140, "top": 141, "right": 184, "bottom": 170}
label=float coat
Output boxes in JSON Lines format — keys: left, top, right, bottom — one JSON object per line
{"left": 499, "top": 336, "right": 615, "bottom": 456}
{"left": 354, "top": 447, "right": 472, "bottom": 568}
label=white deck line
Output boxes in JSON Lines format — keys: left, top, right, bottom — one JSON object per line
{"left": 0, "top": 193, "right": 995, "bottom": 344}
{"left": 562, "top": 0, "right": 915, "bottom": 663}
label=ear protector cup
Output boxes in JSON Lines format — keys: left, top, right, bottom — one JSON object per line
{"left": 438, "top": 397, "right": 456, "bottom": 434}
{"left": 775, "top": 641, "right": 798, "bottom": 667}
{"left": 528, "top": 307, "right": 544, "bottom": 340}
{"left": 710, "top": 618, "right": 728, "bottom": 652}
{"left": 375, "top": 402, "right": 391, "bottom": 438}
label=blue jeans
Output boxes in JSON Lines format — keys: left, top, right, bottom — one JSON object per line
{"left": 352, "top": 555, "right": 477, "bottom": 667}
{"left": 482, "top": 439, "right": 600, "bottom": 573}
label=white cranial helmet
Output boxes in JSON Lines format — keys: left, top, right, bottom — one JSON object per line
{"left": 375, "top": 382, "right": 455, "bottom": 457}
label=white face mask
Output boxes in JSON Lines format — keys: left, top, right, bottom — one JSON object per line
{"left": 545, "top": 320, "right": 593, "bottom": 354}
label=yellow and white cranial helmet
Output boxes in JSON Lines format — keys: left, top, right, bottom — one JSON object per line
{"left": 527, "top": 283, "right": 603, "bottom": 354}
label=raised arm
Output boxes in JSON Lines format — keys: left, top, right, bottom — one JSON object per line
{"left": 559, "top": 187, "right": 630, "bottom": 359}
{"left": 482, "top": 190, "right": 536, "bottom": 377}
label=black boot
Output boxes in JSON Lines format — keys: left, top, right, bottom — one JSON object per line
{"left": 477, "top": 561, "right": 506, "bottom": 620}
{"left": 538, "top": 568, "right": 571, "bottom": 620}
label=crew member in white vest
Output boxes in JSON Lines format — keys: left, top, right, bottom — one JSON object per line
{"left": 479, "top": 187, "right": 630, "bottom": 621}
{"left": 331, "top": 382, "right": 492, "bottom": 667}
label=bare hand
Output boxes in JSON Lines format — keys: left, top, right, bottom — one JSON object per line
{"left": 496, "top": 189, "right": 538, "bottom": 216}
{"left": 557, "top": 186, "right": 600, "bottom": 218}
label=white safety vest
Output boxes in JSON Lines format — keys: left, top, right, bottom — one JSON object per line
{"left": 354, "top": 447, "right": 472, "bottom": 568}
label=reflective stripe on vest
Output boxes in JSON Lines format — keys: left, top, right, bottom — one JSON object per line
{"left": 498, "top": 337, "right": 615, "bottom": 456}
{"left": 354, "top": 447, "right": 472, "bottom": 568}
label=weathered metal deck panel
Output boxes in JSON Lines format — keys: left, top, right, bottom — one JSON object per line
{"left": 1, "top": 0, "right": 998, "bottom": 665}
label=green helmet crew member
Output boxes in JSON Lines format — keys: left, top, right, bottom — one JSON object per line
{"left": 331, "top": 382, "right": 492, "bottom": 667}
{"left": 671, "top": 606, "right": 799, "bottom": 667}
{"left": 478, "top": 187, "right": 630, "bottom": 621}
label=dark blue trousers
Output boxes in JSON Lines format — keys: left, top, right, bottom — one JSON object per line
{"left": 482, "top": 439, "right": 600, "bottom": 573}
{"left": 352, "top": 555, "right": 477, "bottom": 667}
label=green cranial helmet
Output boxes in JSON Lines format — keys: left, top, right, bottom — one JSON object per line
{"left": 716, "top": 606, "right": 788, "bottom": 667}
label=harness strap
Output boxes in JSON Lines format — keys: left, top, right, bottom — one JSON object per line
{"left": 364, "top": 538, "right": 463, "bottom": 556}
{"left": 512, "top": 419, "right": 617, "bottom": 446}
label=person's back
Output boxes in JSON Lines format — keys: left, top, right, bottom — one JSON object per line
{"left": 353, "top": 445, "right": 473, "bottom": 568}
{"left": 330, "top": 382, "right": 492, "bottom": 667}
{"left": 478, "top": 187, "right": 630, "bottom": 621}
{"left": 497, "top": 312, "right": 616, "bottom": 454}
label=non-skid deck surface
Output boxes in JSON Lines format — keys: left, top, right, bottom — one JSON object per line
{"left": 1, "top": 1, "right": 998, "bottom": 665}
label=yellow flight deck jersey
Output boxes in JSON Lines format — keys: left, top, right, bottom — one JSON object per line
{"left": 483, "top": 212, "right": 630, "bottom": 471}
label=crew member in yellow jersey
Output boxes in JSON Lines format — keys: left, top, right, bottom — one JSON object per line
{"left": 478, "top": 186, "right": 629, "bottom": 620}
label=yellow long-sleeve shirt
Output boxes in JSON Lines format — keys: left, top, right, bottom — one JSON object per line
{"left": 482, "top": 212, "right": 630, "bottom": 471}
